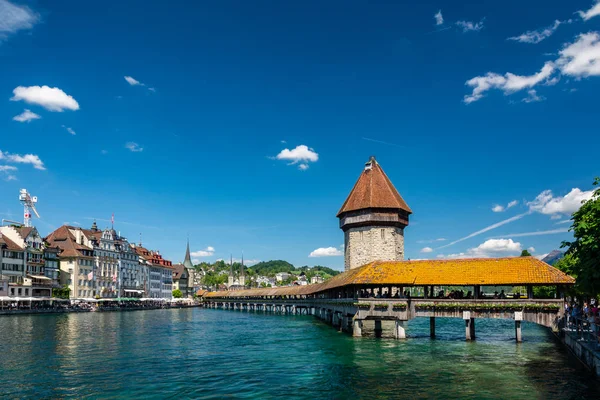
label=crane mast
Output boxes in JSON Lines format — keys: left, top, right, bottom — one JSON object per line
{"left": 19, "top": 189, "right": 40, "bottom": 227}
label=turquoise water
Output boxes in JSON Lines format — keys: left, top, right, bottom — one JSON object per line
{"left": 0, "top": 308, "right": 598, "bottom": 399}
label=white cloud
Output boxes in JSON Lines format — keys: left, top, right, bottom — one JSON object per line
{"left": 437, "top": 211, "right": 530, "bottom": 249}
{"left": 578, "top": 2, "right": 600, "bottom": 21}
{"left": 298, "top": 163, "right": 309, "bottom": 171}
{"left": 148, "top": 87, "right": 156, "bottom": 92}
{"left": 0, "top": 149, "right": 45, "bottom": 170}
{"left": 507, "top": 200, "right": 518, "bottom": 209}
{"left": 556, "top": 32, "right": 600, "bottom": 78}
{"left": 191, "top": 246, "right": 215, "bottom": 257}
{"left": 434, "top": 10, "right": 443, "bottom": 25}
{"left": 522, "top": 89, "right": 545, "bottom": 103}
{"left": 0, "top": 0, "right": 38, "bottom": 40}
{"left": 12, "top": 109, "right": 40, "bottom": 123}
{"left": 62, "top": 125, "right": 76, "bottom": 135}
{"left": 556, "top": 219, "right": 571, "bottom": 225}
{"left": 124, "top": 76, "right": 142, "bottom": 86}
{"left": 0, "top": 165, "right": 17, "bottom": 172}
{"left": 275, "top": 145, "right": 319, "bottom": 167}
{"left": 11, "top": 86, "right": 80, "bottom": 112}
{"left": 528, "top": 246, "right": 536, "bottom": 253}
{"left": 464, "top": 62, "right": 555, "bottom": 103}
{"left": 536, "top": 253, "right": 549, "bottom": 260}
{"left": 508, "top": 20, "right": 566, "bottom": 44}
{"left": 309, "top": 247, "right": 343, "bottom": 257}
{"left": 456, "top": 19, "right": 484, "bottom": 32}
{"left": 492, "top": 204, "right": 505, "bottom": 212}
{"left": 550, "top": 214, "right": 563, "bottom": 220}
{"left": 439, "top": 238, "right": 522, "bottom": 259}
{"left": 527, "top": 188, "right": 594, "bottom": 216}
{"left": 125, "top": 142, "right": 143, "bottom": 152}
{"left": 421, "top": 247, "right": 433, "bottom": 253}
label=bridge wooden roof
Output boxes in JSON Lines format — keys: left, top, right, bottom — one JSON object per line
{"left": 204, "top": 257, "right": 574, "bottom": 298}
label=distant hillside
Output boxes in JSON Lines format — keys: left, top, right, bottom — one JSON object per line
{"left": 250, "top": 260, "right": 295, "bottom": 276}
{"left": 542, "top": 250, "right": 564, "bottom": 265}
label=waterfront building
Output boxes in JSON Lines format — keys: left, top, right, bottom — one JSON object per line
{"left": 310, "top": 275, "right": 324, "bottom": 284}
{"left": 0, "top": 226, "right": 45, "bottom": 275}
{"left": 275, "top": 272, "right": 291, "bottom": 282}
{"left": 132, "top": 244, "right": 173, "bottom": 299}
{"left": 43, "top": 244, "right": 60, "bottom": 287}
{"left": 172, "top": 264, "right": 189, "bottom": 296}
{"left": 45, "top": 226, "right": 96, "bottom": 299}
{"left": 227, "top": 257, "right": 246, "bottom": 291}
{"left": 0, "top": 231, "right": 25, "bottom": 286}
{"left": 337, "top": 156, "right": 412, "bottom": 271}
{"left": 182, "top": 240, "right": 201, "bottom": 296}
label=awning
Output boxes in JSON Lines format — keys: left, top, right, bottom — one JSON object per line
{"left": 28, "top": 275, "right": 51, "bottom": 280}
{"left": 124, "top": 289, "right": 144, "bottom": 293}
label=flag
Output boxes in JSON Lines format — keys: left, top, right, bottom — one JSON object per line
{"left": 112, "top": 273, "right": 117, "bottom": 283}
{"left": 87, "top": 271, "right": 93, "bottom": 280}
{"left": 111, "top": 213, "right": 114, "bottom": 227}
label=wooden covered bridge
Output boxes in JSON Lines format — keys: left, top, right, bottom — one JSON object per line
{"left": 204, "top": 257, "right": 575, "bottom": 341}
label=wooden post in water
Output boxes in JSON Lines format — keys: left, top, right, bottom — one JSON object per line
{"left": 430, "top": 317, "right": 436, "bottom": 338}
{"left": 353, "top": 319, "right": 363, "bottom": 337}
{"left": 464, "top": 311, "right": 473, "bottom": 341}
{"left": 470, "top": 318, "right": 476, "bottom": 339}
{"left": 395, "top": 320, "right": 406, "bottom": 339}
{"left": 374, "top": 319, "right": 383, "bottom": 338}
{"left": 515, "top": 311, "right": 523, "bottom": 342}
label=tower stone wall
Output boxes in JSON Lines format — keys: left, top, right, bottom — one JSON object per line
{"left": 344, "top": 225, "right": 405, "bottom": 271}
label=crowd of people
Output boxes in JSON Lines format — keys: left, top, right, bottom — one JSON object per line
{"left": 565, "top": 300, "right": 600, "bottom": 348}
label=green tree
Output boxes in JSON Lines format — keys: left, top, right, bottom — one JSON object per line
{"left": 520, "top": 249, "right": 532, "bottom": 257}
{"left": 172, "top": 289, "right": 183, "bottom": 298}
{"left": 52, "top": 285, "right": 70, "bottom": 299}
{"left": 561, "top": 177, "right": 600, "bottom": 296}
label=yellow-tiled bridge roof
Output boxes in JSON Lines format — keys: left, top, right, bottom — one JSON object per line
{"left": 204, "top": 257, "right": 575, "bottom": 298}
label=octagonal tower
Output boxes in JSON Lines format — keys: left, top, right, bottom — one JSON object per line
{"left": 337, "top": 156, "right": 412, "bottom": 271}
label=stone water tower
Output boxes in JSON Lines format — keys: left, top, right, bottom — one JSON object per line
{"left": 337, "top": 156, "right": 412, "bottom": 271}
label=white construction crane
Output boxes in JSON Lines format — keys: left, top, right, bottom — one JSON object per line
{"left": 19, "top": 189, "right": 40, "bottom": 227}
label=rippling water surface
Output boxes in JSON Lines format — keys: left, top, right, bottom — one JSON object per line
{"left": 0, "top": 309, "right": 598, "bottom": 399}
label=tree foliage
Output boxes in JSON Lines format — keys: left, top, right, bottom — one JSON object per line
{"left": 561, "top": 177, "right": 600, "bottom": 296}
{"left": 520, "top": 249, "right": 532, "bottom": 257}
{"left": 52, "top": 285, "right": 70, "bottom": 299}
{"left": 172, "top": 289, "right": 183, "bottom": 298}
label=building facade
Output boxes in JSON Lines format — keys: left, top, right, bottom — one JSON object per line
{"left": 337, "top": 156, "right": 412, "bottom": 271}
{"left": 132, "top": 244, "right": 173, "bottom": 299}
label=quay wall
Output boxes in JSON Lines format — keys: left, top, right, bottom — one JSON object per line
{"left": 559, "top": 330, "right": 600, "bottom": 376}
{"left": 0, "top": 304, "right": 200, "bottom": 316}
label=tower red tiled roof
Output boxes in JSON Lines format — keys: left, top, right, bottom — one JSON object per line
{"left": 337, "top": 157, "right": 412, "bottom": 217}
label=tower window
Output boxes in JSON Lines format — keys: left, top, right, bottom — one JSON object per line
{"left": 360, "top": 231, "right": 363, "bottom": 240}
{"left": 381, "top": 229, "right": 385, "bottom": 239}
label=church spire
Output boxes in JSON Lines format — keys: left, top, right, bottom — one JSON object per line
{"left": 183, "top": 238, "right": 194, "bottom": 269}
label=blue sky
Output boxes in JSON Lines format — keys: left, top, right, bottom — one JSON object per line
{"left": 1, "top": 0, "right": 599, "bottom": 269}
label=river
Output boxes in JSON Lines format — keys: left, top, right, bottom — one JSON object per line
{"left": 0, "top": 308, "right": 598, "bottom": 399}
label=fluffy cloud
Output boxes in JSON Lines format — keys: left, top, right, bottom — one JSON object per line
{"left": 0, "top": 165, "right": 17, "bottom": 181}
{"left": 439, "top": 239, "right": 522, "bottom": 259}
{"left": 556, "top": 32, "right": 600, "bottom": 78}
{"left": 124, "top": 76, "right": 142, "bottom": 86}
{"left": 12, "top": 109, "right": 40, "bottom": 123}
{"left": 191, "top": 246, "right": 215, "bottom": 257}
{"left": 492, "top": 200, "right": 518, "bottom": 213}
{"left": 420, "top": 247, "right": 433, "bottom": 253}
{"left": 508, "top": 20, "right": 566, "bottom": 44}
{"left": 522, "top": 89, "right": 545, "bottom": 103}
{"left": 578, "top": 2, "right": 600, "bottom": 21}
{"left": 456, "top": 20, "right": 484, "bottom": 32}
{"left": 464, "top": 62, "right": 555, "bottom": 103}
{"left": 275, "top": 145, "right": 318, "bottom": 169}
{"left": 465, "top": 32, "right": 600, "bottom": 103}
{"left": 527, "top": 188, "right": 594, "bottom": 216}
{"left": 11, "top": 86, "right": 80, "bottom": 112}
{"left": 0, "top": 0, "right": 38, "bottom": 40}
{"left": 125, "top": 142, "right": 143, "bottom": 152}
{"left": 0, "top": 149, "right": 45, "bottom": 170}
{"left": 434, "top": 10, "right": 443, "bottom": 25}
{"left": 528, "top": 247, "right": 536, "bottom": 253}
{"left": 309, "top": 247, "right": 343, "bottom": 257}
{"left": 62, "top": 125, "right": 76, "bottom": 135}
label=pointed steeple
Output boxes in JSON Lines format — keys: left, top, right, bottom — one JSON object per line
{"left": 183, "top": 238, "right": 193, "bottom": 269}
{"left": 337, "top": 156, "right": 412, "bottom": 217}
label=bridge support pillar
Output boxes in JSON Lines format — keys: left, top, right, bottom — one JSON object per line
{"left": 394, "top": 320, "right": 406, "bottom": 339}
{"left": 430, "top": 317, "right": 435, "bottom": 338}
{"left": 465, "top": 318, "right": 475, "bottom": 341}
{"left": 353, "top": 319, "right": 363, "bottom": 337}
{"left": 374, "top": 319, "right": 383, "bottom": 338}
{"left": 515, "top": 321, "right": 522, "bottom": 342}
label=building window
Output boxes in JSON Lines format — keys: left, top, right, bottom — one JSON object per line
{"left": 381, "top": 229, "right": 385, "bottom": 239}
